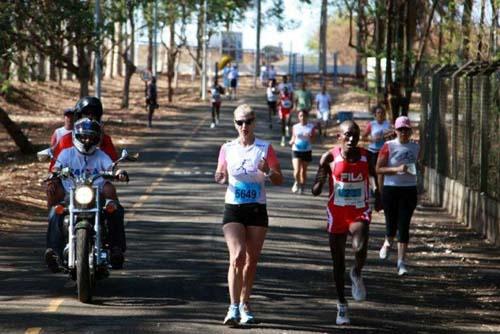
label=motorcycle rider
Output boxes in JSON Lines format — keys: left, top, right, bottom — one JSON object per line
{"left": 45, "top": 118, "right": 128, "bottom": 272}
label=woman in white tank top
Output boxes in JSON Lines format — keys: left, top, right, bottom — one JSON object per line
{"left": 215, "top": 104, "right": 283, "bottom": 325}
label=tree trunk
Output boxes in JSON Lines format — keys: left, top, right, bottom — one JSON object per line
{"left": 438, "top": 19, "right": 443, "bottom": 61}
{"left": 195, "top": 0, "right": 203, "bottom": 77}
{"left": 490, "top": 0, "right": 498, "bottom": 58}
{"left": 147, "top": 17, "right": 153, "bottom": 72}
{"left": 403, "top": 0, "right": 417, "bottom": 112}
{"left": 167, "top": 20, "right": 177, "bottom": 102}
{"left": 461, "top": 0, "right": 472, "bottom": 61}
{"left": 355, "top": 0, "right": 365, "bottom": 78}
{"left": 254, "top": 0, "right": 261, "bottom": 87}
{"left": 0, "top": 107, "right": 35, "bottom": 154}
{"left": 66, "top": 46, "right": 74, "bottom": 80}
{"left": 121, "top": 3, "right": 136, "bottom": 108}
{"left": 109, "top": 37, "right": 115, "bottom": 79}
{"left": 385, "top": 0, "right": 394, "bottom": 97}
{"left": 117, "top": 21, "right": 124, "bottom": 77}
{"left": 394, "top": 0, "right": 405, "bottom": 85}
{"left": 477, "top": 0, "right": 486, "bottom": 60}
{"left": 37, "top": 52, "right": 46, "bottom": 82}
{"left": 407, "top": 0, "right": 438, "bottom": 104}
{"left": 319, "top": 0, "right": 327, "bottom": 84}
{"left": 375, "top": 0, "right": 385, "bottom": 96}
{"left": 49, "top": 54, "right": 57, "bottom": 81}
{"left": 77, "top": 45, "right": 90, "bottom": 97}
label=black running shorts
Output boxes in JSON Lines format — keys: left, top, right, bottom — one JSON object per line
{"left": 222, "top": 203, "right": 269, "bottom": 227}
{"left": 292, "top": 150, "right": 312, "bottom": 162}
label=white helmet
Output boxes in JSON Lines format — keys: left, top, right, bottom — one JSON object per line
{"left": 72, "top": 118, "right": 102, "bottom": 155}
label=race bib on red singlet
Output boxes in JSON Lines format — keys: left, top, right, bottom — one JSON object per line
{"left": 282, "top": 99, "right": 292, "bottom": 109}
{"left": 333, "top": 181, "right": 365, "bottom": 208}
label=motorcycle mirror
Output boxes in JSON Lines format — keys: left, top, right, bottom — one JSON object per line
{"left": 37, "top": 148, "right": 53, "bottom": 162}
{"left": 120, "top": 149, "right": 128, "bottom": 159}
{"left": 126, "top": 152, "right": 139, "bottom": 161}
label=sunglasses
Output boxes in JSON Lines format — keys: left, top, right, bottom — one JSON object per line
{"left": 234, "top": 118, "right": 255, "bottom": 126}
{"left": 396, "top": 127, "right": 411, "bottom": 133}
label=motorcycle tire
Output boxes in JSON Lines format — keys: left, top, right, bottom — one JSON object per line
{"left": 76, "top": 228, "right": 92, "bottom": 303}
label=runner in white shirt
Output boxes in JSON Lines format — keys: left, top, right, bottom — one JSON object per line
{"left": 278, "top": 75, "right": 293, "bottom": 94}
{"left": 289, "top": 110, "right": 316, "bottom": 194}
{"left": 267, "top": 65, "right": 277, "bottom": 82}
{"left": 266, "top": 80, "right": 278, "bottom": 129}
{"left": 50, "top": 108, "right": 74, "bottom": 149}
{"left": 215, "top": 104, "right": 283, "bottom": 326}
{"left": 259, "top": 63, "right": 268, "bottom": 87}
{"left": 315, "top": 85, "right": 332, "bottom": 137}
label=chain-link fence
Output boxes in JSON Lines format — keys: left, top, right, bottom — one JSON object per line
{"left": 420, "top": 61, "right": 499, "bottom": 202}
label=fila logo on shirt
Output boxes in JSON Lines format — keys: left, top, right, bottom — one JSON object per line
{"left": 339, "top": 173, "right": 363, "bottom": 182}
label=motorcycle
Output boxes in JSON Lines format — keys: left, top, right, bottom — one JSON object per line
{"left": 38, "top": 148, "right": 138, "bottom": 303}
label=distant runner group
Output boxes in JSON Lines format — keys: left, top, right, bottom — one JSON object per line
{"left": 211, "top": 65, "right": 421, "bottom": 327}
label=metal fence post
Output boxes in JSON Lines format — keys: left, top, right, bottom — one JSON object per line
{"left": 464, "top": 75, "right": 473, "bottom": 187}
{"left": 479, "top": 73, "right": 491, "bottom": 193}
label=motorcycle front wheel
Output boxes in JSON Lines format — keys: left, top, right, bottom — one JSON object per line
{"left": 76, "top": 228, "right": 93, "bottom": 303}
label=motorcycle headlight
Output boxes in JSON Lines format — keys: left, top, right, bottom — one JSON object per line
{"left": 75, "top": 186, "right": 94, "bottom": 205}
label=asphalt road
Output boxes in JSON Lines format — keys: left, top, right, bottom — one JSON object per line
{"left": 0, "top": 91, "right": 499, "bottom": 334}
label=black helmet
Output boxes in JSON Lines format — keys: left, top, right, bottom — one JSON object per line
{"left": 72, "top": 118, "right": 102, "bottom": 155}
{"left": 74, "top": 96, "right": 103, "bottom": 122}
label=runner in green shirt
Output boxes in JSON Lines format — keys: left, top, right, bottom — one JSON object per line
{"left": 294, "top": 81, "right": 313, "bottom": 112}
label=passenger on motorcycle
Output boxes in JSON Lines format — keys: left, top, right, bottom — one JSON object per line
{"left": 45, "top": 118, "right": 128, "bottom": 273}
{"left": 49, "top": 96, "right": 118, "bottom": 171}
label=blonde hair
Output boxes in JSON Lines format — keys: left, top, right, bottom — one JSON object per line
{"left": 233, "top": 104, "right": 255, "bottom": 119}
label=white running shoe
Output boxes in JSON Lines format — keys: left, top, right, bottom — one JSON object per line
{"left": 210, "top": 122, "right": 215, "bottom": 129}
{"left": 280, "top": 136, "right": 285, "bottom": 147}
{"left": 215, "top": 118, "right": 219, "bottom": 125}
{"left": 350, "top": 267, "right": 366, "bottom": 301}
{"left": 223, "top": 304, "right": 240, "bottom": 326}
{"left": 292, "top": 182, "right": 299, "bottom": 193}
{"left": 397, "top": 261, "right": 409, "bottom": 276}
{"left": 285, "top": 126, "right": 290, "bottom": 137}
{"left": 336, "top": 303, "right": 350, "bottom": 325}
{"left": 379, "top": 243, "right": 390, "bottom": 260}
{"left": 239, "top": 303, "right": 256, "bottom": 325}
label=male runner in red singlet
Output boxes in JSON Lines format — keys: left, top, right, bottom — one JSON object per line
{"left": 312, "top": 120, "right": 371, "bottom": 326}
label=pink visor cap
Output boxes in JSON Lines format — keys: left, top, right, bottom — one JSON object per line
{"left": 395, "top": 116, "right": 411, "bottom": 129}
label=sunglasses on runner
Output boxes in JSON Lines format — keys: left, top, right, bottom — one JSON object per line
{"left": 234, "top": 118, "right": 255, "bottom": 126}
{"left": 396, "top": 127, "right": 411, "bottom": 133}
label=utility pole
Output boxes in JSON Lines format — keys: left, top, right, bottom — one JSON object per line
{"left": 94, "top": 0, "right": 102, "bottom": 98}
{"left": 253, "top": 0, "right": 261, "bottom": 88}
{"left": 201, "top": 0, "right": 208, "bottom": 100}
{"left": 153, "top": 0, "right": 158, "bottom": 77}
